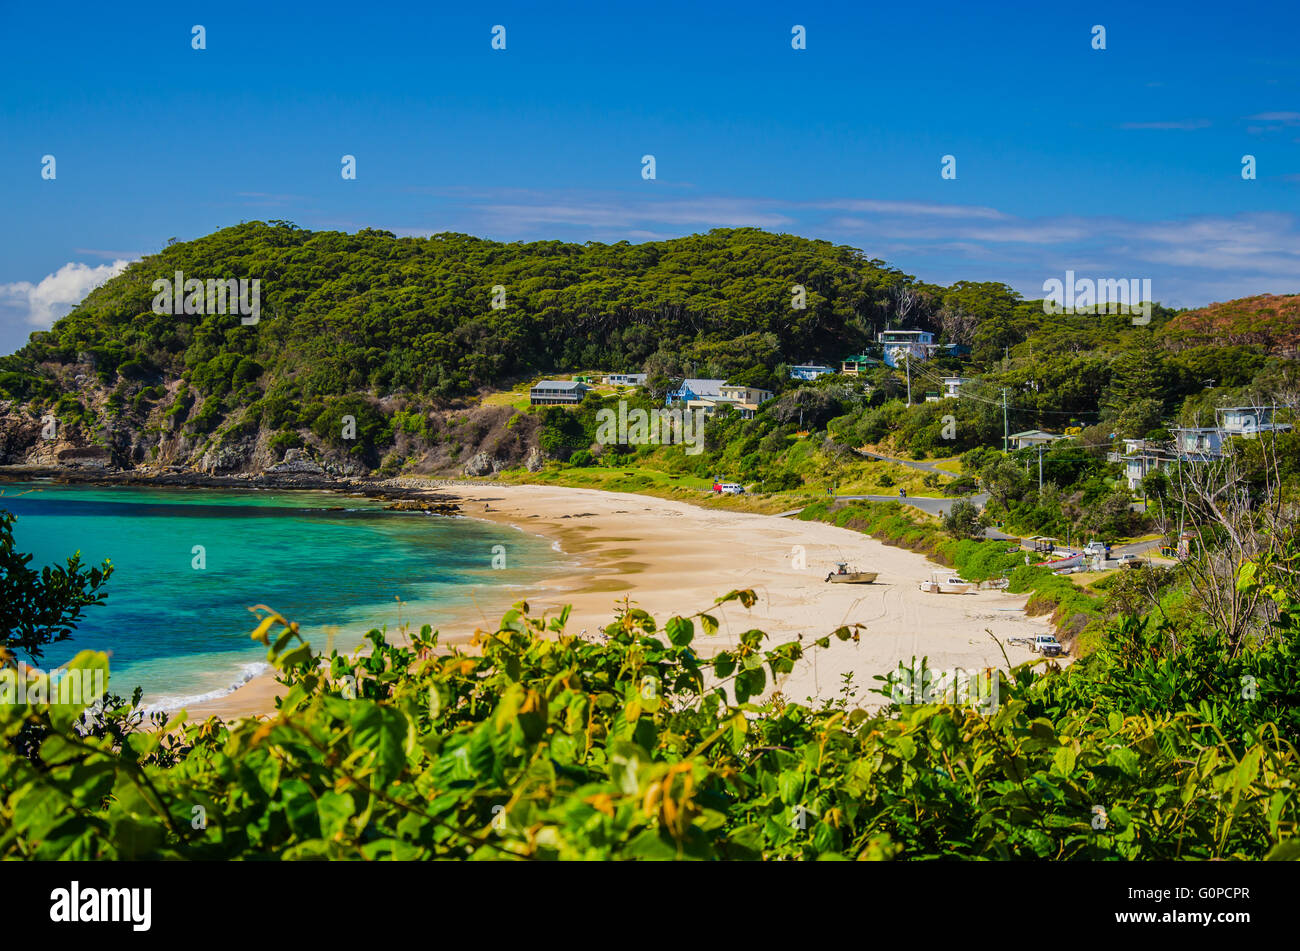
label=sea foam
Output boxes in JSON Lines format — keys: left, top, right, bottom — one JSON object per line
{"left": 142, "top": 662, "right": 271, "bottom": 714}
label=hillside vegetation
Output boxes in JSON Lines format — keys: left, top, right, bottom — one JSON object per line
{"left": 1, "top": 223, "right": 1296, "bottom": 555}
{"left": 1163, "top": 294, "right": 1300, "bottom": 355}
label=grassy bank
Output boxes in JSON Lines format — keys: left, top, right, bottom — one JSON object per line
{"left": 491, "top": 465, "right": 814, "bottom": 515}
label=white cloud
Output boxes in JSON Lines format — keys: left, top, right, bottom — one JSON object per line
{"left": 1246, "top": 112, "right": 1300, "bottom": 123}
{"left": 0, "top": 259, "right": 134, "bottom": 329}
{"left": 807, "top": 198, "right": 1008, "bottom": 220}
{"left": 1119, "top": 119, "right": 1211, "bottom": 130}
{"left": 478, "top": 196, "right": 792, "bottom": 232}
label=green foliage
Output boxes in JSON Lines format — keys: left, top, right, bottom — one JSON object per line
{"left": 535, "top": 406, "right": 588, "bottom": 461}
{"left": 3, "top": 580, "right": 1297, "bottom": 860}
{"left": 2, "top": 509, "right": 1299, "bottom": 860}
{"left": 268, "top": 430, "right": 303, "bottom": 456}
{"left": 942, "top": 499, "right": 984, "bottom": 539}
{"left": 309, "top": 396, "right": 388, "bottom": 463}
{"left": 0, "top": 509, "right": 114, "bottom": 665}
{"left": 9, "top": 224, "right": 910, "bottom": 427}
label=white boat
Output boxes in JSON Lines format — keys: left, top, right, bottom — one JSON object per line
{"left": 825, "top": 563, "right": 879, "bottom": 584}
{"left": 1036, "top": 551, "right": 1082, "bottom": 570}
{"left": 919, "top": 570, "right": 977, "bottom": 594}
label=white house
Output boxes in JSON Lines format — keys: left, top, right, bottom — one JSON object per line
{"left": 1008, "top": 429, "right": 1064, "bottom": 450}
{"left": 1170, "top": 427, "right": 1223, "bottom": 460}
{"left": 941, "top": 376, "right": 972, "bottom": 400}
{"left": 676, "top": 382, "right": 774, "bottom": 419}
{"left": 878, "top": 330, "right": 935, "bottom": 368}
{"left": 1217, "top": 405, "right": 1291, "bottom": 437}
{"left": 529, "top": 380, "right": 590, "bottom": 405}
{"left": 1114, "top": 406, "right": 1292, "bottom": 488}
{"left": 605, "top": 373, "right": 647, "bottom": 387}
{"left": 1121, "top": 448, "right": 1172, "bottom": 490}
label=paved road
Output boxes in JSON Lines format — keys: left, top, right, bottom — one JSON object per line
{"left": 854, "top": 448, "right": 951, "bottom": 474}
{"left": 1112, "top": 537, "right": 1164, "bottom": 558}
{"left": 833, "top": 492, "right": 989, "bottom": 516}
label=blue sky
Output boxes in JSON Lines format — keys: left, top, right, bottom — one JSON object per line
{"left": 2, "top": 0, "right": 1298, "bottom": 353}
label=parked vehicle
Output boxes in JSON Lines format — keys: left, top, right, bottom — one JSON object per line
{"left": 1031, "top": 634, "right": 1064, "bottom": 656}
{"left": 717, "top": 482, "right": 745, "bottom": 495}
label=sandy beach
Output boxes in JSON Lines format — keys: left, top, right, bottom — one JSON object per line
{"left": 187, "top": 483, "right": 1056, "bottom": 720}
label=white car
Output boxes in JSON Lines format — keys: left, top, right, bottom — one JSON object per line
{"left": 1031, "top": 634, "right": 1064, "bottom": 656}
{"left": 718, "top": 483, "right": 745, "bottom": 495}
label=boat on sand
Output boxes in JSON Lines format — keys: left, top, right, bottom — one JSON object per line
{"left": 919, "top": 570, "right": 976, "bottom": 594}
{"left": 825, "top": 562, "right": 878, "bottom": 584}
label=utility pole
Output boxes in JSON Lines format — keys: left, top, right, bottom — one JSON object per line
{"left": 1002, "top": 388, "right": 1009, "bottom": 453}
{"left": 905, "top": 356, "right": 912, "bottom": 407}
{"left": 1037, "top": 444, "right": 1044, "bottom": 492}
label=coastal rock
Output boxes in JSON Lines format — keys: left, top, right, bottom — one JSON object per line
{"left": 322, "top": 456, "right": 365, "bottom": 477}
{"left": 265, "top": 448, "right": 326, "bottom": 476}
{"left": 199, "top": 440, "right": 254, "bottom": 475}
{"left": 524, "top": 447, "right": 545, "bottom": 472}
{"left": 0, "top": 409, "right": 41, "bottom": 464}
{"left": 56, "top": 446, "right": 112, "bottom": 468}
{"left": 463, "top": 451, "right": 497, "bottom": 477}
{"left": 382, "top": 497, "right": 460, "bottom": 515}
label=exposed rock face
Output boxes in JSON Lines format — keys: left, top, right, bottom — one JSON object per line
{"left": 198, "top": 439, "right": 256, "bottom": 475}
{"left": 56, "top": 446, "right": 111, "bottom": 468}
{"left": 323, "top": 456, "right": 365, "bottom": 477}
{"left": 265, "top": 448, "right": 325, "bottom": 476}
{"left": 0, "top": 410, "right": 41, "bottom": 464}
{"left": 3, "top": 380, "right": 548, "bottom": 479}
{"left": 463, "top": 451, "right": 496, "bottom": 477}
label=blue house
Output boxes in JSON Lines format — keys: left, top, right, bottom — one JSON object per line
{"left": 789, "top": 364, "right": 835, "bottom": 381}
{"left": 666, "top": 378, "right": 726, "bottom": 407}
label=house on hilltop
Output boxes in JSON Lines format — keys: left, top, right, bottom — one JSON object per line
{"left": 878, "top": 330, "right": 934, "bottom": 368}
{"left": 666, "top": 379, "right": 773, "bottom": 419}
{"left": 529, "top": 380, "right": 590, "bottom": 405}
{"left": 941, "top": 376, "right": 973, "bottom": 400}
{"left": 605, "top": 373, "right": 647, "bottom": 387}
{"left": 1008, "top": 429, "right": 1064, "bottom": 450}
{"left": 789, "top": 364, "right": 835, "bottom": 381}
{"left": 1169, "top": 405, "right": 1293, "bottom": 462}
{"left": 840, "top": 353, "right": 881, "bottom": 376}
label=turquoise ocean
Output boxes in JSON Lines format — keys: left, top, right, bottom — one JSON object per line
{"left": 1, "top": 482, "right": 567, "bottom": 709}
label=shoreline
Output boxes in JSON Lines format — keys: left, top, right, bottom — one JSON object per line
{"left": 174, "top": 479, "right": 1057, "bottom": 720}
{"left": 0, "top": 463, "right": 468, "bottom": 512}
